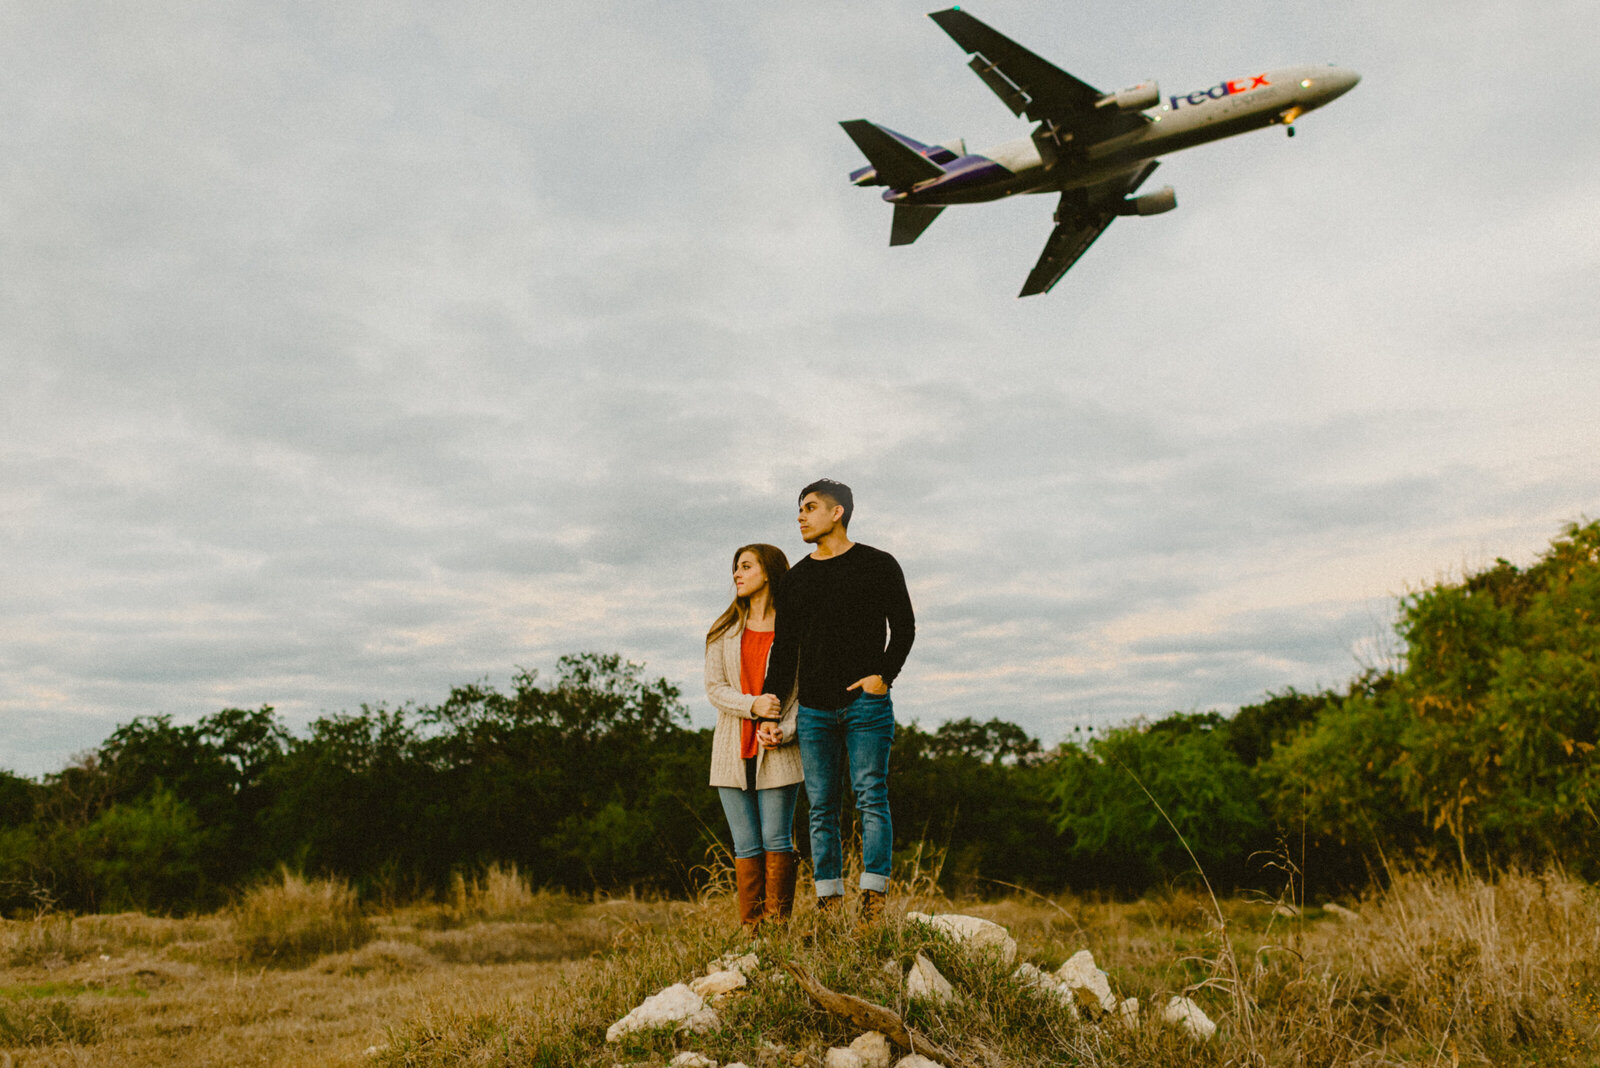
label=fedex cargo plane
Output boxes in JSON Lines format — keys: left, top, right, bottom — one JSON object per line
{"left": 843, "top": 8, "right": 1360, "bottom": 296}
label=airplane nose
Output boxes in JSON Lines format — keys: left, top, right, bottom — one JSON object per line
{"left": 1326, "top": 68, "right": 1360, "bottom": 100}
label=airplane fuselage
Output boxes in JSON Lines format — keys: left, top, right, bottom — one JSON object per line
{"left": 880, "top": 65, "right": 1360, "bottom": 207}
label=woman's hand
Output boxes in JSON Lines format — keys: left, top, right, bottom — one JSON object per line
{"left": 756, "top": 722, "right": 784, "bottom": 748}
{"left": 751, "top": 693, "right": 782, "bottom": 719}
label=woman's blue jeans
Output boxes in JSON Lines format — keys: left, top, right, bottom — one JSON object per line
{"left": 718, "top": 783, "right": 800, "bottom": 859}
{"left": 797, "top": 690, "right": 895, "bottom": 896}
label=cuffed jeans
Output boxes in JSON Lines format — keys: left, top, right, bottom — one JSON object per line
{"left": 797, "top": 690, "right": 895, "bottom": 896}
{"left": 718, "top": 783, "right": 800, "bottom": 859}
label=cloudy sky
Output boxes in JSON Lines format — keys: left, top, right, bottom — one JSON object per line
{"left": 3, "top": 0, "right": 1597, "bottom": 778}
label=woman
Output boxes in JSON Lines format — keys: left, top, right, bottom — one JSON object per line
{"left": 705, "top": 543, "right": 803, "bottom": 932}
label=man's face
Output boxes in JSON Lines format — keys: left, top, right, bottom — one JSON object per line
{"left": 797, "top": 493, "right": 843, "bottom": 544}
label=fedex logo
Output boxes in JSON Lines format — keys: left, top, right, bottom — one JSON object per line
{"left": 1169, "top": 75, "right": 1270, "bottom": 110}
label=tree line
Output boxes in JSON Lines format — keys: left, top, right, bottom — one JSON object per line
{"left": 3, "top": 521, "right": 1596, "bottom": 915}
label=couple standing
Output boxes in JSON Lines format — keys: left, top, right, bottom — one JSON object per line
{"left": 704, "top": 479, "right": 916, "bottom": 932}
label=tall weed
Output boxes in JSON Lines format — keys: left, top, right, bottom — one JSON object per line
{"left": 231, "top": 868, "right": 372, "bottom": 967}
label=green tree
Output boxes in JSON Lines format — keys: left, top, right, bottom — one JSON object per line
{"left": 1262, "top": 521, "right": 1600, "bottom": 878}
{"left": 1050, "top": 713, "right": 1267, "bottom": 893}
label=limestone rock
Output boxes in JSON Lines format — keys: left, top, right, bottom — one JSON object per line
{"left": 1322, "top": 901, "right": 1361, "bottom": 922}
{"left": 1161, "top": 995, "right": 1217, "bottom": 1040}
{"left": 1012, "top": 962, "right": 1051, "bottom": 990}
{"left": 905, "top": 912, "right": 1017, "bottom": 964}
{"left": 707, "top": 951, "right": 760, "bottom": 976}
{"left": 824, "top": 1049, "right": 865, "bottom": 1068}
{"left": 1055, "top": 949, "right": 1116, "bottom": 1014}
{"left": 605, "top": 984, "right": 720, "bottom": 1042}
{"left": 671, "top": 1054, "right": 717, "bottom": 1068}
{"left": 1117, "top": 997, "right": 1141, "bottom": 1031}
{"left": 906, "top": 952, "right": 956, "bottom": 1004}
{"left": 892, "top": 1056, "right": 945, "bottom": 1068}
{"left": 849, "top": 1030, "right": 892, "bottom": 1068}
{"left": 1012, "top": 962, "right": 1075, "bottom": 1009}
{"left": 691, "top": 969, "right": 748, "bottom": 998}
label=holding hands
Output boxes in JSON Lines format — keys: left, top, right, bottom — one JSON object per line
{"left": 751, "top": 693, "right": 782, "bottom": 719}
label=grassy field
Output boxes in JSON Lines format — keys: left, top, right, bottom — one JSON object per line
{"left": 2, "top": 865, "right": 1597, "bottom": 1066}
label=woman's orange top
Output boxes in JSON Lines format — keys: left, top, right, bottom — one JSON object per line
{"left": 738, "top": 628, "right": 776, "bottom": 760}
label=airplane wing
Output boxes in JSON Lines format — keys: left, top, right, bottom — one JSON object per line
{"left": 928, "top": 8, "right": 1147, "bottom": 139}
{"left": 1019, "top": 163, "right": 1158, "bottom": 297}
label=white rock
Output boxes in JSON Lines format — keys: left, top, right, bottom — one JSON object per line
{"left": 1012, "top": 962, "right": 1051, "bottom": 989}
{"left": 905, "top": 952, "right": 956, "bottom": 1004}
{"left": 1161, "top": 996, "right": 1217, "bottom": 1040}
{"left": 708, "top": 951, "right": 761, "bottom": 976}
{"left": 905, "top": 912, "right": 1017, "bottom": 964}
{"left": 605, "top": 984, "right": 720, "bottom": 1042}
{"left": 724, "top": 1063, "right": 750, "bottom": 1068}
{"left": 691, "top": 969, "right": 748, "bottom": 998}
{"left": 849, "top": 1030, "right": 892, "bottom": 1068}
{"left": 1273, "top": 903, "right": 1300, "bottom": 918}
{"left": 892, "top": 1056, "right": 945, "bottom": 1068}
{"left": 671, "top": 1054, "right": 717, "bottom": 1068}
{"left": 1117, "top": 997, "right": 1141, "bottom": 1031}
{"left": 1012, "top": 963, "right": 1075, "bottom": 1009}
{"left": 1322, "top": 901, "right": 1361, "bottom": 922}
{"left": 1055, "top": 950, "right": 1116, "bottom": 1014}
{"left": 824, "top": 1049, "right": 866, "bottom": 1068}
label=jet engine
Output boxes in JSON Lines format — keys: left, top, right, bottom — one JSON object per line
{"left": 1117, "top": 186, "right": 1177, "bottom": 216}
{"left": 1096, "top": 82, "right": 1160, "bottom": 111}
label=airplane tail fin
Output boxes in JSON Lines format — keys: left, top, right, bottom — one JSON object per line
{"left": 891, "top": 204, "right": 945, "bottom": 246}
{"left": 840, "top": 120, "right": 947, "bottom": 190}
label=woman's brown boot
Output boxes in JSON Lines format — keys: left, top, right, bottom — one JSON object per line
{"left": 763, "top": 851, "right": 798, "bottom": 924}
{"left": 734, "top": 856, "right": 766, "bottom": 932}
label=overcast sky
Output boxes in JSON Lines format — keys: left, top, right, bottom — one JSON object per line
{"left": 3, "top": 0, "right": 1597, "bottom": 778}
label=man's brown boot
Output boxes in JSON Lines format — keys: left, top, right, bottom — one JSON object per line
{"left": 764, "top": 851, "right": 798, "bottom": 924}
{"left": 815, "top": 893, "right": 844, "bottom": 915}
{"left": 734, "top": 856, "right": 766, "bottom": 933}
{"left": 857, "top": 888, "right": 886, "bottom": 929}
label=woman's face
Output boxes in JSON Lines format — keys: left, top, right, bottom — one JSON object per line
{"left": 733, "top": 551, "right": 768, "bottom": 599}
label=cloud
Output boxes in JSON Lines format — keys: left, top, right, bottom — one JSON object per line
{"left": 2, "top": 0, "right": 1598, "bottom": 776}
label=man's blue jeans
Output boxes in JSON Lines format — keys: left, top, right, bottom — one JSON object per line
{"left": 797, "top": 690, "right": 895, "bottom": 896}
{"left": 717, "top": 784, "right": 800, "bottom": 859}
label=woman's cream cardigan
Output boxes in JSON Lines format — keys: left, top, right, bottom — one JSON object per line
{"left": 705, "top": 623, "right": 803, "bottom": 790}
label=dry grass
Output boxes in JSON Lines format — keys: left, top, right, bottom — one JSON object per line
{"left": 380, "top": 865, "right": 1600, "bottom": 1067}
{"left": 0, "top": 889, "right": 678, "bottom": 1066}
{"left": 0, "top": 867, "right": 1595, "bottom": 1066}
{"left": 232, "top": 869, "right": 374, "bottom": 968}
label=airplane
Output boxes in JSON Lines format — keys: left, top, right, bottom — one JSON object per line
{"left": 841, "top": 8, "right": 1360, "bottom": 296}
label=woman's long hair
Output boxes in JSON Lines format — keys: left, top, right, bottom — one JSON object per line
{"left": 706, "top": 543, "right": 790, "bottom": 645}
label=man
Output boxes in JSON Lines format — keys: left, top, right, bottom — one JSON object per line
{"left": 762, "top": 479, "right": 915, "bottom": 924}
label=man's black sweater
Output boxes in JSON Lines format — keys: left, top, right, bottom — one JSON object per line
{"left": 761, "top": 543, "right": 915, "bottom": 711}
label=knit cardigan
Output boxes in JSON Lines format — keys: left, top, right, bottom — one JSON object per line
{"left": 705, "top": 623, "right": 803, "bottom": 790}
